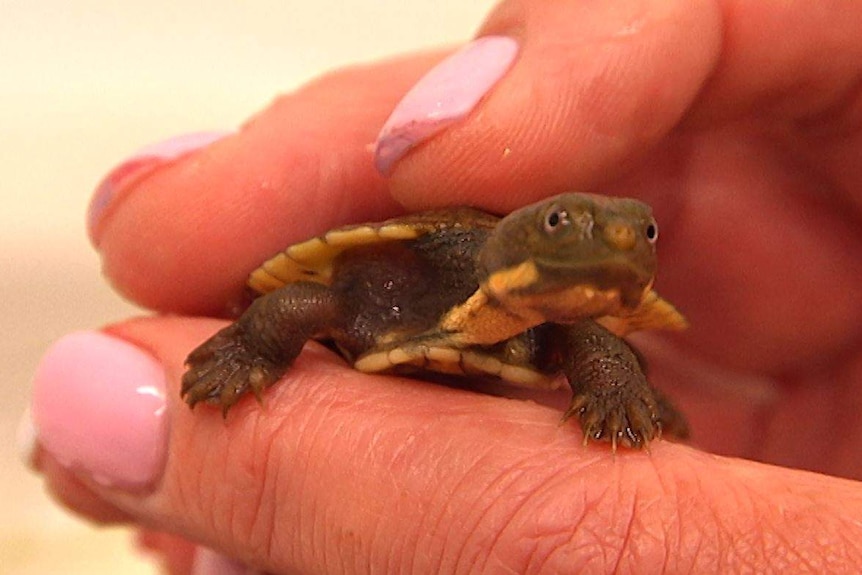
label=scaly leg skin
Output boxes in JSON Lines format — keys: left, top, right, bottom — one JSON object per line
{"left": 182, "top": 282, "right": 338, "bottom": 415}
{"left": 556, "top": 320, "right": 688, "bottom": 450}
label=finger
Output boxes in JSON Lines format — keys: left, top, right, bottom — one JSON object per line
{"left": 29, "top": 319, "right": 862, "bottom": 573}
{"left": 92, "top": 53, "right": 444, "bottom": 316}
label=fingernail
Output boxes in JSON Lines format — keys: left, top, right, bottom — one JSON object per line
{"left": 373, "top": 35, "right": 519, "bottom": 175}
{"left": 192, "top": 547, "right": 259, "bottom": 575}
{"left": 31, "top": 331, "right": 168, "bottom": 490}
{"left": 88, "top": 131, "right": 232, "bottom": 246}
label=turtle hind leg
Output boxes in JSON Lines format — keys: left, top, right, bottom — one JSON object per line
{"left": 555, "top": 320, "right": 685, "bottom": 450}
{"left": 182, "top": 282, "right": 338, "bottom": 414}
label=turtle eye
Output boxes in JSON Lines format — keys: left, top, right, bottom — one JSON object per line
{"left": 645, "top": 220, "right": 658, "bottom": 243}
{"left": 543, "top": 206, "right": 571, "bottom": 234}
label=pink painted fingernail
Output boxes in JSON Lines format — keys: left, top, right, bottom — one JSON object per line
{"left": 373, "top": 36, "right": 519, "bottom": 175}
{"left": 31, "top": 331, "right": 168, "bottom": 490}
{"left": 88, "top": 131, "right": 232, "bottom": 246}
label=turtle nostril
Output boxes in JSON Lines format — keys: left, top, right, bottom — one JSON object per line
{"left": 604, "top": 223, "right": 636, "bottom": 251}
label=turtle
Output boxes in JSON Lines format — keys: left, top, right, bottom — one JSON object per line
{"left": 182, "top": 192, "right": 689, "bottom": 449}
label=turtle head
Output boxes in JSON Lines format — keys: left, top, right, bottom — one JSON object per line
{"left": 478, "top": 193, "right": 659, "bottom": 322}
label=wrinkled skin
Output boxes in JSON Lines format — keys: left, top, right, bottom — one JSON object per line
{"left": 36, "top": 0, "right": 862, "bottom": 573}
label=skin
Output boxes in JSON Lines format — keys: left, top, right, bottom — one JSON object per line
{"left": 38, "top": 0, "right": 862, "bottom": 573}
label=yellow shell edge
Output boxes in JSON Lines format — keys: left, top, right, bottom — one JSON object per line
{"left": 247, "top": 224, "right": 422, "bottom": 295}
{"left": 353, "top": 345, "right": 555, "bottom": 389}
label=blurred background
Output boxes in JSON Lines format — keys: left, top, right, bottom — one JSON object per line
{"left": 1, "top": 1, "right": 495, "bottom": 572}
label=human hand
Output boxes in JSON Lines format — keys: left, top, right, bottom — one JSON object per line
{"left": 28, "top": 1, "right": 862, "bottom": 573}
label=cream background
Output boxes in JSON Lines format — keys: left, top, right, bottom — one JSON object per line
{"left": 1, "top": 1, "right": 495, "bottom": 572}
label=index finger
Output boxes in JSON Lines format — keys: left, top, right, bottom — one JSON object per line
{"left": 92, "top": 54, "right": 443, "bottom": 315}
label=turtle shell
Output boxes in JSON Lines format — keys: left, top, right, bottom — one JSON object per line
{"left": 248, "top": 207, "right": 687, "bottom": 343}
{"left": 246, "top": 218, "right": 683, "bottom": 404}
{"left": 248, "top": 209, "right": 497, "bottom": 294}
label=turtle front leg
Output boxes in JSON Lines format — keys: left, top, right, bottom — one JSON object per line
{"left": 555, "top": 320, "right": 689, "bottom": 450}
{"left": 182, "top": 282, "right": 338, "bottom": 414}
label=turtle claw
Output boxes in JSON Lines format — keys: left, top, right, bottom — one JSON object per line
{"left": 563, "top": 388, "right": 661, "bottom": 450}
{"left": 182, "top": 323, "right": 284, "bottom": 413}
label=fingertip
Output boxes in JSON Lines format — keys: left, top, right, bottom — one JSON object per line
{"left": 88, "top": 131, "right": 235, "bottom": 248}
{"left": 93, "top": 59, "right": 434, "bottom": 315}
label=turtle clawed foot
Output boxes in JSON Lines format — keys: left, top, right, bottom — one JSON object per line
{"left": 563, "top": 389, "right": 663, "bottom": 451}
{"left": 182, "top": 323, "right": 283, "bottom": 414}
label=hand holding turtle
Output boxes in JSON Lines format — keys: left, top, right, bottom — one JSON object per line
{"left": 28, "top": 1, "right": 862, "bottom": 573}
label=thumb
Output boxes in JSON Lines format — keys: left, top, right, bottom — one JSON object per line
{"left": 375, "top": 0, "right": 721, "bottom": 211}
{"left": 27, "top": 318, "right": 862, "bottom": 573}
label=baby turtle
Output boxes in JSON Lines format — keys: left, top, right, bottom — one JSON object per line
{"left": 182, "top": 193, "right": 689, "bottom": 449}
